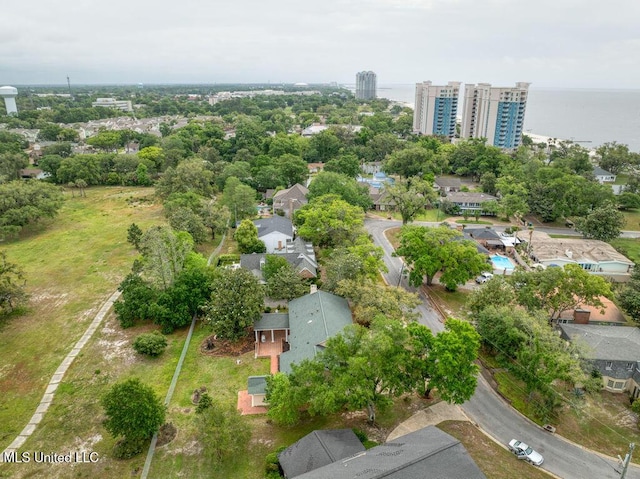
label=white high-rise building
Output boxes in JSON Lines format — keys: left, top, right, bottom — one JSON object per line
{"left": 0, "top": 86, "right": 18, "bottom": 115}
{"left": 460, "top": 82, "right": 530, "bottom": 149}
{"left": 355, "top": 71, "right": 377, "bottom": 100}
{"left": 412, "top": 81, "right": 461, "bottom": 139}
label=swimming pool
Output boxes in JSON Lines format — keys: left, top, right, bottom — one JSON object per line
{"left": 491, "top": 254, "right": 515, "bottom": 271}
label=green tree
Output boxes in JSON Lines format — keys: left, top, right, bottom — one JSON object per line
{"left": 396, "top": 225, "right": 488, "bottom": 290}
{"left": 0, "top": 153, "right": 28, "bottom": 181}
{"left": 222, "top": 176, "right": 257, "bottom": 224}
{"left": 57, "top": 155, "right": 102, "bottom": 185}
{"left": 510, "top": 264, "right": 612, "bottom": 321}
{"left": 294, "top": 194, "right": 365, "bottom": 248}
{"left": 385, "top": 178, "right": 436, "bottom": 224}
{"left": 276, "top": 154, "right": 308, "bottom": 187}
{"left": 266, "top": 264, "right": 308, "bottom": 300}
{"left": 324, "top": 153, "right": 360, "bottom": 178}
{"left": 234, "top": 219, "right": 266, "bottom": 253}
{"left": 204, "top": 268, "right": 264, "bottom": 341}
{"left": 139, "top": 226, "right": 194, "bottom": 289}
{"left": 323, "top": 240, "right": 386, "bottom": 291}
{"left": 132, "top": 331, "right": 168, "bottom": 357}
{"left": 618, "top": 268, "right": 640, "bottom": 324}
{"left": 101, "top": 378, "right": 165, "bottom": 444}
{"left": 0, "top": 181, "right": 65, "bottom": 239}
{"left": 87, "top": 131, "right": 123, "bottom": 151}
{"left": 305, "top": 129, "right": 341, "bottom": 163}
{"left": 155, "top": 158, "right": 215, "bottom": 199}
{"left": 617, "top": 192, "right": 640, "bottom": 211}
{"left": 575, "top": 202, "right": 625, "bottom": 241}
{"left": 197, "top": 399, "right": 250, "bottom": 465}
{"left": 262, "top": 254, "right": 289, "bottom": 282}
{"left": 384, "top": 146, "right": 436, "bottom": 178}
{"left": 201, "top": 198, "right": 230, "bottom": 240}
{"left": 167, "top": 206, "right": 208, "bottom": 244}
{"left": 335, "top": 278, "right": 419, "bottom": 325}
{"left": 307, "top": 171, "right": 371, "bottom": 210}
{"left": 265, "top": 373, "right": 300, "bottom": 426}
{"left": 596, "top": 142, "right": 639, "bottom": 175}
{"left": 0, "top": 251, "right": 28, "bottom": 315}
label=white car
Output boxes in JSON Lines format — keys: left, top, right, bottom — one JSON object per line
{"left": 475, "top": 272, "right": 493, "bottom": 284}
{"left": 508, "top": 439, "right": 544, "bottom": 466}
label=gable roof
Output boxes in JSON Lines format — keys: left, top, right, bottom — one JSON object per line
{"left": 273, "top": 183, "right": 309, "bottom": 204}
{"left": 240, "top": 253, "right": 317, "bottom": 281}
{"left": 247, "top": 376, "right": 268, "bottom": 395}
{"left": 278, "top": 429, "right": 365, "bottom": 478}
{"left": 445, "top": 191, "right": 498, "bottom": 203}
{"left": 467, "top": 228, "right": 501, "bottom": 240}
{"left": 254, "top": 313, "right": 290, "bottom": 331}
{"left": 254, "top": 216, "right": 294, "bottom": 238}
{"left": 279, "top": 291, "right": 353, "bottom": 374}
{"left": 560, "top": 324, "right": 640, "bottom": 362}
{"left": 434, "top": 176, "right": 462, "bottom": 188}
{"left": 593, "top": 166, "right": 614, "bottom": 177}
{"left": 295, "top": 426, "right": 486, "bottom": 479}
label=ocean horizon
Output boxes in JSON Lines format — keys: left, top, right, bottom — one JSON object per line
{"left": 349, "top": 84, "right": 640, "bottom": 152}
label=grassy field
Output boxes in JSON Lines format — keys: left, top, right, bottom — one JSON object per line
{"left": 623, "top": 210, "right": 640, "bottom": 231}
{"left": 0, "top": 186, "right": 164, "bottom": 452}
{"left": 610, "top": 237, "right": 640, "bottom": 264}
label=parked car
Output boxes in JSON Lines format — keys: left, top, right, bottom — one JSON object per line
{"left": 475, "top": 272, "right": 493, "bottom": 284}
{"left": 508, "top": 439, "right": 544, "bottom": 466}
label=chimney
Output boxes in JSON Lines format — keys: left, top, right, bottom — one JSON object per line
{"left": 310, "top": 284, "right": 318, "bottom": 294}
{"left": 573, "top": 309, "right": 591, "bottom": 324}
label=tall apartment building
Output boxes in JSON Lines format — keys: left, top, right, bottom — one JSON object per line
{"left": 460, "top": 82, "right": 530, "bottom": 149}
{"left": 412, "top": 81, "right": 461, "bottom": 139}
{"left": 355, "top": 71, "right": 377, "bottom": 100}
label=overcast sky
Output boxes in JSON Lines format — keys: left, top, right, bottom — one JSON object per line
{"left": 2, "top": 0, "right": 639, "bottom": 88}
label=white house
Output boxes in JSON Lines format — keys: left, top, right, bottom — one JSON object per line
{"left": 254, "top": 216, "right": 294, "bottom": 253}
{"left": 593, "top": 166, "right": 616, "bottom": 184}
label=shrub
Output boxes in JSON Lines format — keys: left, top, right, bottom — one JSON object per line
{"left": 113, "top": 437, "right": 145, "bottom": 459}
{"left": 196, "top": 393, "right": 213, "bottom": 414}
{"left": 133, "top": 331, "right": 168, "bottom": 357}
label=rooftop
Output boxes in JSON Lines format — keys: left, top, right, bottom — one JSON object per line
{"left": 254, "top": 215, "right": 294, "bottom": 238}
{"left": 560, "top": 324, "right": 640, "bottom": 362}
{"left": 530, "top": 238, "right": 633, "bottom": 265}
{"left": 445, "top": 191, "right": 498, "bottom": 203}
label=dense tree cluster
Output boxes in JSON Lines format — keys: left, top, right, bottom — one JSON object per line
{"left": 266, "top": 317, "right": 479, "bottom": 425}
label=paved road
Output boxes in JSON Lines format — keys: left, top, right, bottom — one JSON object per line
{"left": 365, "top": 218, "right": 640, "bottom": 479}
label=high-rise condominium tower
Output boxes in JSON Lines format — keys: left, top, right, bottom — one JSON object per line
{"left": 412, "top": 81, "right": 461, "bottom": 139}
{"left": 460, "top": 82, "right": 530, "bottom": 149}
{"left": 355, "top": 71, "right": 377, "bottom": 100}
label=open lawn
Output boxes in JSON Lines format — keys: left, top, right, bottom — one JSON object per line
{"left": 622, "top": 210, "right": 640, "bottom": 231}
{"left": 0, "top": 186, "right": 164, "bottom": 452}
{"left": 610, "top": 238, "right": 640, "bottom": 264}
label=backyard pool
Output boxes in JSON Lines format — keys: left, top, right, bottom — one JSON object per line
{"left": 491, "top": 254, "right": 516, "bottom": 271}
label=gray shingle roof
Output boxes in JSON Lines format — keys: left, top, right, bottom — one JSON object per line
{"left": 435, "top": 176, "right": 462, "bottom": 188}
{"left": 247, "top": 376, "right": 267, "bottom": 395}
{"left": 593, "top": 166, "right": 614, "bottom": 177}
{"left": 278, "top": 429, "right": 365, "bottom": 478}
{"left": 467, "top": 228, "right": 501, "bottom": 240}
{"left": 279, "top": 291, "right": 353, "bottom": 374}
{"left": 273, "top": 183, "right": 309, "bottom": 205}
{"left": 560, "top": 324, "right": 640, "bottom": 362}
{"left": 240, "top": 253, "right": 317, "bottom": 281}
{"left": 295, "top": 426, "right": 486, "bottom": 479}
{"left": 254, "top": 313, "right": 290, "bottom": 331}
{"left": 254, "top": 216, "right": 294, "bottom": 238}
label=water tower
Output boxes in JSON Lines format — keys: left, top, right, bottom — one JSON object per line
{"left": 0, "top": 86, "right": 18, "bottom": 115}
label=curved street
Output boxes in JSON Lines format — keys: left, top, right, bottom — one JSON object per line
{"left": 365, "top": 217, "right": 640, "bottom": 479}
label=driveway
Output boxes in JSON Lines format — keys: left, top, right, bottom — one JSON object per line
{"left": 365, "top": 217, "right": 640, "bottom": 479}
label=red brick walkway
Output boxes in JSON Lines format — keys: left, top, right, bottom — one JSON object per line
{"left": 237, "top": 390, "right": 267, "bottom": 415}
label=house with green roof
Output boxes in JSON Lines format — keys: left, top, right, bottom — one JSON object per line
{"left": 245, "top": 290, "right": 353, "bottom": 410}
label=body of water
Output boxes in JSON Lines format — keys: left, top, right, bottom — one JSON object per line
{"left": 373, "top": 84, "right": 640, "bottom": 152}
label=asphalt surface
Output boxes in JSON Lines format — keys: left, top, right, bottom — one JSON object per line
{"left": 365, "top": 217, "right": 640, "bottom": 479}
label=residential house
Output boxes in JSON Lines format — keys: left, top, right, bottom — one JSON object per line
{"left": 444, "top": 191, "right": 498, "bottom": 213}
{"left": 557, "top": 297, "right": 626, "bottom": 325}
{"left": 278, "top": 429, "right": 365, "bottom": 479}
{"left": 254, "top": 216, "right": 294, "bottom": 253}
{"left": 529, "top": 236, "right": 633, "bottom": 281}
{"left": 368, "top": 185, "right": 395, "bottom": 211}
{"left": 279, "top": 426, "right": 486, "bottom": 479}
{"left": 247, "top": 290, "right": 353, "bottom": 407}
{"left": 593, "top": 166, "right": 616, "bottom": 184}
{"left": 272, "top": 183, "right": 309, "bottom": 218}
{"left": 434, "top": 176, "right": 462, "bottom": 195}
{"left": 240, "top": 252, "right": 317, "bottom": 283}
{"left": 19, "top": 168, "right": 49, "bottom": 180}
{"left": 361, "top": 161, "right": 382, "bottom": 175}
{"left": 559, "top": 324, "right": 640, "bottom": 397}
{"left": 307, "top": 163, "right": 324, "bottom": 174}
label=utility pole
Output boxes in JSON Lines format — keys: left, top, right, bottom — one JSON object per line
{"left": 620, "top": 443, "right": 635, "bottom": 478}
{"left": 66, "top": 76, "right": 72, "bottom": 98}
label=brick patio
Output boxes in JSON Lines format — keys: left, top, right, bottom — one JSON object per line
{"left": 256, "top": 330, "right": 287, "bottom": 357}
{"left": 237, "top": 390, "right": 267, "bottom": 415}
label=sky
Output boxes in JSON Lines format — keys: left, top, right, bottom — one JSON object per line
{"left": 2, "top": 0, "right": 640, "bottom": 88}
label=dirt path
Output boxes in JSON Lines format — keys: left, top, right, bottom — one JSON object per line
{"left": 1, "top": 290, "right": 122, "bottom": 458}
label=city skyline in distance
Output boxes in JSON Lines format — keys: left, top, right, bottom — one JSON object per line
{"left": 2, "top": 0, "right": 639, "bottom": 88}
